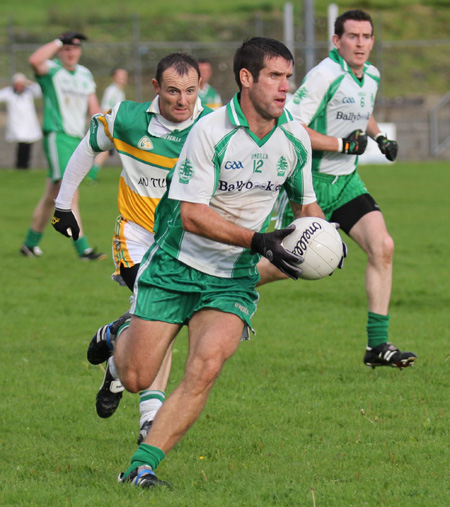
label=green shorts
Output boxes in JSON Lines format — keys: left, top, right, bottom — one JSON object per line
{"left": 133, "top": 244, "right": 260, "bottom": 330}
{"left": 312, "top": 171, "right": 369, "bottom": 220}
{"left": 276, "top": 170, "right": 369, "bottom": 228}
{"left": 43, "top": 132, "right": 82, "bottom": 182}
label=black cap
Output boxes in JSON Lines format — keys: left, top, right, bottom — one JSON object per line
{"left": 58, "top": 31, "right": 88, "bottom": 46}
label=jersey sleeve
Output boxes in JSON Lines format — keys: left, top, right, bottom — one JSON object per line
{"left": 88, "top": 103, "right": 119, "bottom": 152}
{"left": 29, "top": 82, "right": 42, "bottom": 99}
{"left": 35, "top": 60, "right": 57, "bottom": 92}
{"left": 168, "top": 116, "right": 218, "bottom": 205}
{"left": 282, "top": 123, "right": 317, "bottom": 205}
{"left": 287, "top": 66, "right": 333, "bottom": 126}
{"left": 54, "top": 135, "right": 97, "bottom": 209}
{"left": 0, "top": 87, "right": 10, "bottom": 102}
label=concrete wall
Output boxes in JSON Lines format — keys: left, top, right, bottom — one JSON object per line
{"left": 374, "top": 95, "right": 450, "bottom": 161}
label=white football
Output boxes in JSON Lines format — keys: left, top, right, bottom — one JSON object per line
{"left": 282, "top": 217, "right": 344, "bottom": 280}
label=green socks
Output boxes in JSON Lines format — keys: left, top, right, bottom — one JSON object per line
{"left": 25, "top": 228, "right": 92, "bottom": 259}
{"left": 367, "top": 312, "right": 390, "bottom": 348}
{"left": 24, "top": 228, "right": 43, "bottom": 248}
{"left": 122, "top": 444, "right": 166, "bottom": 479}
{"left": 74, "top": 236, "right": 90, "bottom": 256}
{"left": 88, "top": 164, "right": 100, "bottom": 181}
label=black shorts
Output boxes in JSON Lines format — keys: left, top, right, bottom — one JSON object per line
{"left": 330, "top": 194, "right": 381, "bottom": 235}
{"left": 120, "top": 263, "right": 140, "bottom": 291}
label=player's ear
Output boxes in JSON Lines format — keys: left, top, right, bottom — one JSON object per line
{"left": 152, "top": 78, "right": 160, "bottom": 94}
{"left": 239, "top": 68, "right": 252, "bottom": 89}
{"left": 331, "top": 34, "right": 340, "bottom": 49}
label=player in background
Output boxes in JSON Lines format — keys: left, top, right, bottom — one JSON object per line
{"left": 52, "top": 53, "right": 212, "bottom": 443}
{"left": 278, "top": 9, "right": 416, "bottom": 368}
{"left": 0, "top": 73, "right": 42, "bottom": 169}
{"left": 88, "top": 68, "right": 128, "bottom": 183}
{"left": 21, "top": 31, "right": 105, "bottom": 261}
{"left": 87, "top": 36, "right": 326, "bottom": 488}
{"left": 197, "top": 58, "right": 223, "bottom": 109}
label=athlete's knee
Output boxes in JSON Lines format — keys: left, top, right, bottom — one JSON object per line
{"left": 370, "top": 233, "right": 394, "bottom": 264}
{"left": 115, "top": 346, "right": 159, "bottom": 393}
{"left": 44, "top": 194, "right": 57, "bottom": 206}
{"left": 384, "top": 234, "right": 394, "bottom": 257}
{"left": 45, "top": 181, "right": 61, "bottom": 201}
{"left": 119, "top": 365, "right": 157, "bottom": 393}
{"left": 184, "top": 355, "right": 226, "bottom": 395}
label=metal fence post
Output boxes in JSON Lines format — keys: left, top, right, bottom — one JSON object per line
{"left": 7, "top": 17, "right": 16, "bottom": 79}
{"left": 304, "top": 0, "right": 315, "bottom": 72}
{"left": 132, "top": 13, "right": 143, "bottom": 103}
{"left": 284, "top": 2, "right": 295, "bottom": 84}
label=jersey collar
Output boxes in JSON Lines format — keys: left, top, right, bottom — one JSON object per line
{"left": 53, "top": 58, "right": 78, "bottom": 75}
{"left": 227, "top": 93, "right": 291, "bottom": 128}
{"left": 147, "top": 96, "right": 204, "bottom": 135}
{"left": 329, "top": 48, "right": 371, "bottom": 86}
{"left": 227, "top": 93, "right": 291, "bottom": 146}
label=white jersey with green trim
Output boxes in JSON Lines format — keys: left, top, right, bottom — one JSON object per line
{"left": 37, "top": 59, "right": 96, "bottom": 138}
{"left": 155, "top": 93, "right": 316, "bottom": 279}
{"left": 287, "top": 48, "right": 380, "bottom": 176}
{"left": 101, "top": 83, "right": 125, "bottom": 112}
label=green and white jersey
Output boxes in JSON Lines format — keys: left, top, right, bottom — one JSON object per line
{"left": 155, "top": 93, "right": 316, "bottom": 279}
{"left": 198, "top": 83, "right": 222, "bottom": 110}
{"left": 287, "top": 48, "right": 380, "bottom": 176}
{"left": 88, "top": 97, "right": 209, "bottom": 233}
{"left": 37, "top": 59, "right": 96, "bottom": 138}
{"left": 101, "top": 83, "right": 125, "bottom": 112}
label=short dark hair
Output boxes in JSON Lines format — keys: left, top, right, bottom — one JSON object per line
{"left": 197, "top": 58, "right": 211, "bottom": 65}
{"left": 111, "top": 67, "right": 127, "bottom": 76}
{"left": 155, "top": 53, "right": 200, "bottom": 84}
{"left": 233, "top": 37, "right": 294, "bottom": 90}
{"left": 334, "top": 9, "right": 374, "bottom": 38}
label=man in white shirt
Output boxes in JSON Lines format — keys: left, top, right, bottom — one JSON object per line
{"left": 0, "top": 73, "right": 42, "bottom": 169}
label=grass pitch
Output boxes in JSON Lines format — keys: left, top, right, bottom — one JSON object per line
{"left": 1, "top": 162, "right": 449, "bottom": 506}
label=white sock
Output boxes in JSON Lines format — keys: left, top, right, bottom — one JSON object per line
{"left": 108, "top": 356, "right": 119, "bottom": 379}
{"left": 139, "top": 390, "right": 165, "bottom": 427}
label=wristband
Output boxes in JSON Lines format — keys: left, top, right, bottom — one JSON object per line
{"left": 337, "top": 138, "right": 343, "bottom": 153}
{"left": 54, "top": 39, "right": 63, "bottom": 48}
{"left": 374, "top": 133, "right": 385, "bottom": 142}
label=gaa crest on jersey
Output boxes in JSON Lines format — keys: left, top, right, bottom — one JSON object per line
{"left": 178, "top": 158, "right": 194, "bottom": 184}
{"left": 137, "top": 136, "right": 153, "bottom": 150}
{"left": 276, "top": 156, "right": 288, "bottom": 177}
{"left": 293, "top": 86, "right": 308, "bottom": 104}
